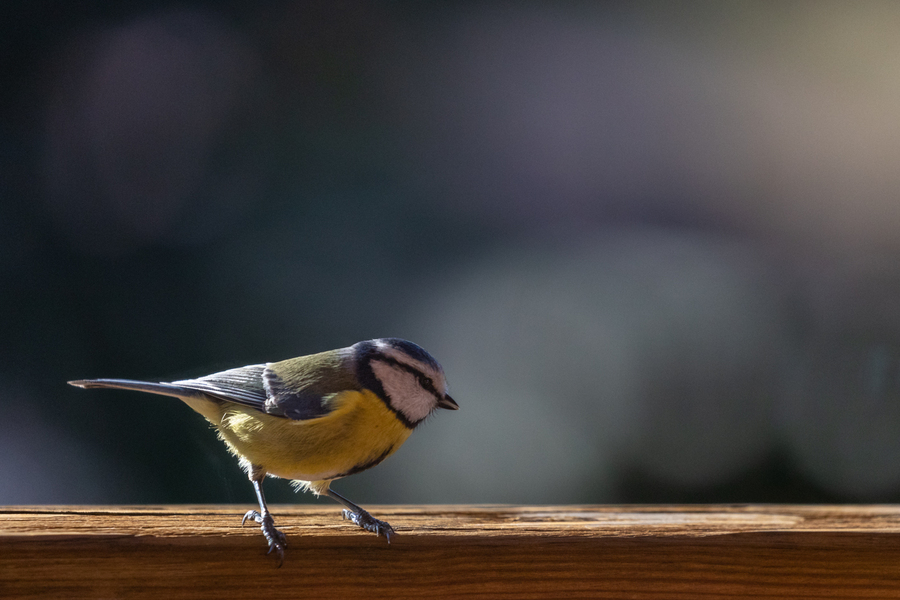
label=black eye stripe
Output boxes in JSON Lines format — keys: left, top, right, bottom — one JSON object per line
{"left": 375, "top": 356, "right": 442, "bottom": 400}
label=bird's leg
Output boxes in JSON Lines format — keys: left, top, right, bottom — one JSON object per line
{"left": 326, "top": 488, "right": 394, "bottom": 542}
{"left": 242, "top": 472, "right": 287, "bottom": 565}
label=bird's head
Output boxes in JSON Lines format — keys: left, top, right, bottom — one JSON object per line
{"left": 352, "top": 338, "right": 458, "bottom": 428}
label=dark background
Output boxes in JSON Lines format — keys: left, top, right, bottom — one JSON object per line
{"left": 4, "top": 1, "right": 900, "bottom": 507}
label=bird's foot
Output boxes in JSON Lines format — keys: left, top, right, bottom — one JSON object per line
{"left": 341, "top": 508, "right": 394, "bottom": 542}
{"left": 242, "top": 510, "right": 287, "bottom": 566}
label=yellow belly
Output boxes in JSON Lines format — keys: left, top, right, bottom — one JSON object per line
{"left": 190, "top": 389, "right": 412, "bottom": 485}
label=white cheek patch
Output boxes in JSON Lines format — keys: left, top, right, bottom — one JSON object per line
{"left": 370, "top": 359, "right": 436, "bottom": 424}
{"left": 374, "top": 341, "right": 447, "bottom": 396}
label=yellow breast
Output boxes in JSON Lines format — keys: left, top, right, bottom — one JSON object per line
{"left": 203, "top": 389, "right": 412, "bottom": 484}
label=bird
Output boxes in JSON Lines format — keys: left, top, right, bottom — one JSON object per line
{"left": 68, "top": 337, "right": 458, "bottom": 565}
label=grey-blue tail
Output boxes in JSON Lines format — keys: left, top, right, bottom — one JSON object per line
{"left": 68, "top": 378, "right": 206, "bottom": 400}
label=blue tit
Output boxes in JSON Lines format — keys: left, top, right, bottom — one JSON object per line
{"left": 69, "top": 338, "right": 458, "bottom": 564}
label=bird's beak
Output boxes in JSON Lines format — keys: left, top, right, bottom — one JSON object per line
{"left": 438, "top": 394, "right": 459, "bottom": 410}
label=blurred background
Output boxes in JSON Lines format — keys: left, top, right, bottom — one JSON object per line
{"left": 4, "top": 1, "right": 900, "bottom": 507}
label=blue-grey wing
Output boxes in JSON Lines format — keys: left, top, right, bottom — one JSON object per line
{"left": 172, "top": 365, "right": 271, "bottom": 411}
{"left": 172, "top": 355, "right": 357, "bottom": 421}
{"left": 262, "top": 352, "right": 361, "bottom": 420}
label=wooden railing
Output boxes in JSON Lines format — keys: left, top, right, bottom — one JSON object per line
{"left": 3, "top": 505, "right": 900, "bottom": 598}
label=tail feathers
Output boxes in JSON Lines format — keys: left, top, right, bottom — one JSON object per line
{"left": 67, "top": 378, "right": 206, "bottom": 400}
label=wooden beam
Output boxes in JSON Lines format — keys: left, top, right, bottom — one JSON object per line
{"left": 3, "top": 505, "right": 900, "bottom": 598}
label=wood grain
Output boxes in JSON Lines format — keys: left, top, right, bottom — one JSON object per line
{"left": 2, "top": 505, "right": 900, "bottom": 599}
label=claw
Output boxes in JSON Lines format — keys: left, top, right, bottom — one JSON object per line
{"left": 341, "top": 508, "right": 394, "bottom": 543}
{"left": 241, "top": 510, "right": 287, "bottom": 566}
